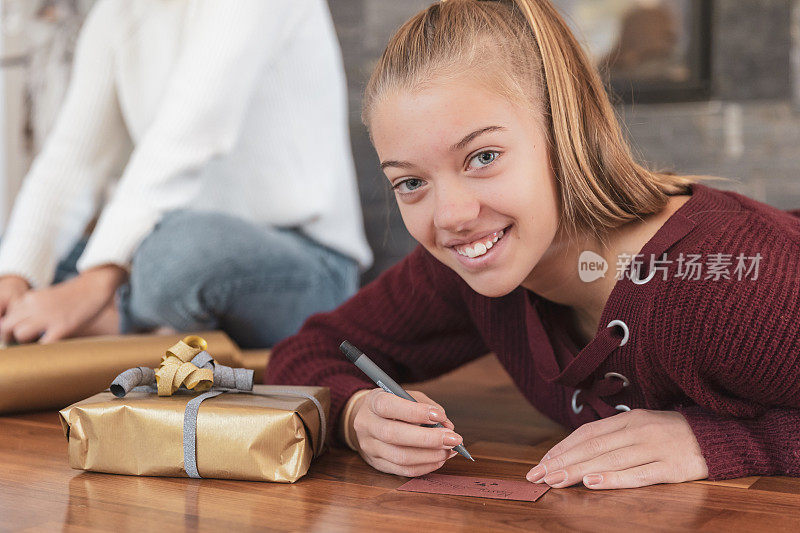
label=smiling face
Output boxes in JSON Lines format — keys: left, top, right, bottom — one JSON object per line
{"left": 370, "top": 77, "right": 563, "bottom": 297}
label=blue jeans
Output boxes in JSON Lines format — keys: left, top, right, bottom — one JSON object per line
{"left": 56, "top": 210, "right": 359, "bottom": 348}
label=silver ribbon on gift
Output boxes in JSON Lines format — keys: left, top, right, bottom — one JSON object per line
{"left": 110, "top": 350, "right": 253, "bottom": 397}
{"left": 110, "top": 352, "right": 326, "bottom": 479}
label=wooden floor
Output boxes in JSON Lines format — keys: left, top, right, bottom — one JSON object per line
{"left": 2, "top": 355, "right": 799, "bottom": 532}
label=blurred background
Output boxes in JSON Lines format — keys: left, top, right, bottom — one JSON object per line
{"left": 1, "top": 0, "right": 799, "bottom": 284}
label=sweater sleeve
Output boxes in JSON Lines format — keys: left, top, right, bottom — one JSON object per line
{"left": 0, "top": 0, "right": 131, "bottom": 288}
{"left": 676, "top": 405, "right": 800, "bottom": 480}
{"left": 76, "top": 0, "right": 309, "bottom": 273}
{"left": 654, "top": 223, "right": 800, "bottom": 479}
{"left": 263, "top": 246, "right": 489, "bottom": 446}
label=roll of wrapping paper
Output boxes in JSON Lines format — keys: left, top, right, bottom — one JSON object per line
{"left": 0, "top": 331, "right": 242, "bottom": 414}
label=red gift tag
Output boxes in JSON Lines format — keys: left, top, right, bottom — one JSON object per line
{"left": 397, "top": 474, "right": 550, "bottom": 502}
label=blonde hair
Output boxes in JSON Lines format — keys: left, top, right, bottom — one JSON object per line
{"left": 363, "top": 0, "right": 719, "bottom": 243}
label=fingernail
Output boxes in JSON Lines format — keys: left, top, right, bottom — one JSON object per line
{"left": 428, "top": 407, "right": 445, "bottom": 422}
{"left": 442, "top": 432, "right": 462, "bottom": 447}
{"left": 544, "top": 470, "right": 566, "bottom": 486}
{"left": 526, "top": 464, "right": 546, "bottom": 483}
{"left": 543, "top": 453, "right": 551, "bottom": 460}
{"left": 583, "top": 474, "right": 603, "bottom": 487}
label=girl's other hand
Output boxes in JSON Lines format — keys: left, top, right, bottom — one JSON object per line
{"left": 0, "top": 275, "right": 30, "bottom": 317}
{"left": 526, "top": 409, "right": 709, "bottom": 489}
{"left": 352, "top": 388, "right": 460, "bottom": 477}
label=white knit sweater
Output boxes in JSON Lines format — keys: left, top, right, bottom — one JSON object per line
{"left": 0, "top": 0, "right": 373, "bottom": 288}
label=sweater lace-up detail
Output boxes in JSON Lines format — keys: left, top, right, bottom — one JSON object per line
{"left": 528, "top": 222, "right": 680, "bottom": 420}
{"left": 534, "top": 313, "right": 632, "bottom": 418}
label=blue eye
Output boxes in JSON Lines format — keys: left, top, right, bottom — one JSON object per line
{"left": 393, "top": 178, "right": 425, "bottom": 194}
{"left": 468, "top": 150, "right": 499, "bottom": 169}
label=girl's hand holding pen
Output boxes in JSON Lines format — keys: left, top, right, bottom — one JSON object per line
{"left": 351, "top": 388, "right": 461, "bottom": 477}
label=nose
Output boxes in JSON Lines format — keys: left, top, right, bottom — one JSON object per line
{"left": 432, "top": 180, "right": 481, "bottom": 232}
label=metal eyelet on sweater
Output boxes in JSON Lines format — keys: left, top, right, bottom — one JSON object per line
{"left": 571, "top": 389, "right": 583, "bottom": 414}
{"left": 606, "top": 319, "right": 630, "bottom": 346}
{"left": 631, "top": 263, "right": 656, "bottom": 285}
{"left": 615, "top": 404, "right": 631, "bottom": 412}
{"left": 604, "top": 372, "right": 630, "bottom": 387}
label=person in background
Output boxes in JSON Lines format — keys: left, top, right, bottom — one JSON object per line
{"left": 0, "top": 0, "right": 372, "bottom": 348}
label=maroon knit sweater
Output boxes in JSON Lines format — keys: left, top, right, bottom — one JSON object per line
{"left": 265, "top": 183, "right": 800, "bottom": 480}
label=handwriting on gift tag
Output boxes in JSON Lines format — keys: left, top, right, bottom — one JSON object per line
{"left": 397, "top": 474, "right": 549, "bottom": 502}
{"left": 423, "top": 477, "right": 512, "bottom": 497}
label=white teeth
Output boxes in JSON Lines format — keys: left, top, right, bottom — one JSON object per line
{"left": 454, "top": 228, "right": 507, "bottom": 258}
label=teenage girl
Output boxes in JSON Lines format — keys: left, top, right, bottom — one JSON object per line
{"left": 266, "top": 0, "right": 800, "bottom": 489}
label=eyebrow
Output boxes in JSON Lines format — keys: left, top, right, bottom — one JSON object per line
{"left": 379, "top": 125, "right": 506, "bottom": 170}
{"left": 380, "top": 159, "right": 414, "bottom": 171}
{"left": 449, "top": 125, "right": 506, "bottom": 152}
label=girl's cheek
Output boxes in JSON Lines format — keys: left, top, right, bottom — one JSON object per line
{"left": 398, "top": 206, "right": 432, "bottom": 243}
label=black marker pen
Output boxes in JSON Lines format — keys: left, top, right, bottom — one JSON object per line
{"left": 339, "top": 340, "right": 474, "bottom": 461}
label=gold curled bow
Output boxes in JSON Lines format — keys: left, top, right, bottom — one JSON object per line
{"left": 155, "top": 335, "right": 214, "bottom": 396}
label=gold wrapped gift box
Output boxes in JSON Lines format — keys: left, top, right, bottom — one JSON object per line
{"left": 59, "top": 384, "right": 329, "bottom": 483}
